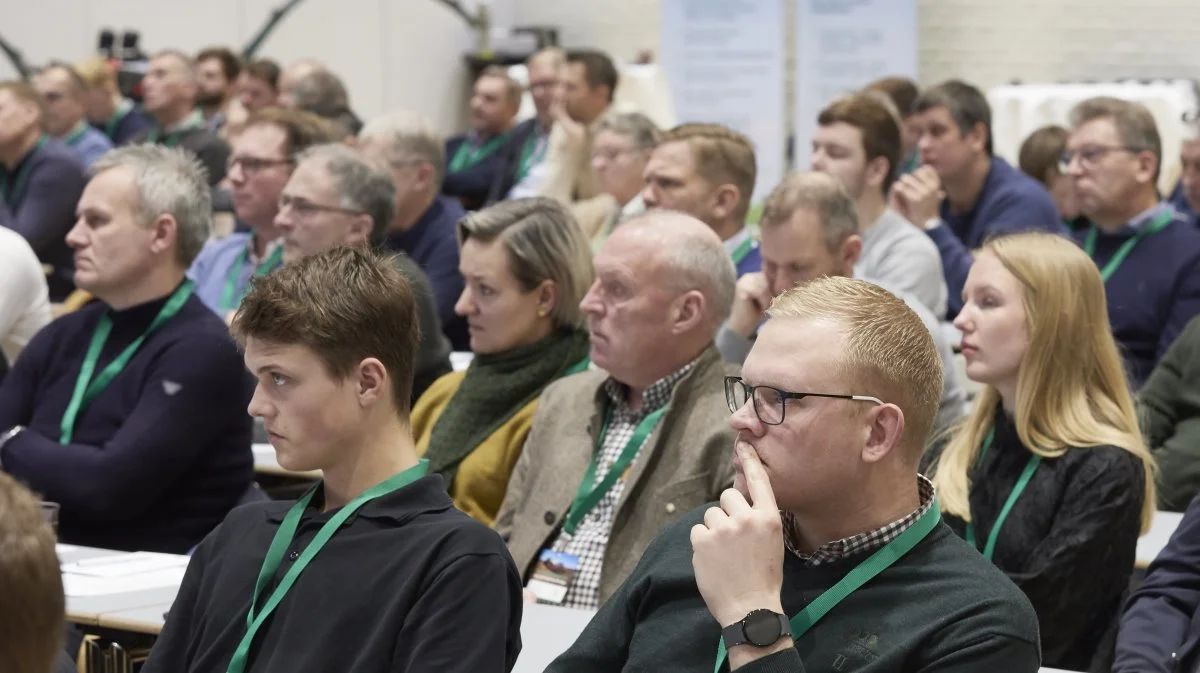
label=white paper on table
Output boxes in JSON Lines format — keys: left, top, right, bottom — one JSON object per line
{"left": 63, "top": 566, "right": 187, "bottom": 597}
{"left": 62, "top": 552, "right": 189, "bottom": 578}
{"left": 55, "top": 543, "right": 81, "bottom": 554}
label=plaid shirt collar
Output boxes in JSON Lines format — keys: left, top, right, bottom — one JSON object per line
{"left": 602, "top": 360, "right": 697, "bottom": 417}
{"left": 784, "top": 475, "right": 936, "bottom": 567}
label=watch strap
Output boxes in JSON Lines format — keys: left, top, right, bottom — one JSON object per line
{"left": 720, "top": 609, "right": 792, "bottom": 649}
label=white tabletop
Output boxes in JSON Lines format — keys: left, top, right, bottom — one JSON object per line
{"left": 1137, "top": 511, "right": 1184, "bottom": 570}
{"left": 59, "top": 545, "right": 185, "bottom": 627}
{"left": 513, "top": 603, "right": 596, "bottom": 672}
{"left": 252, "top": 443, "right": 321, "bottom": 480}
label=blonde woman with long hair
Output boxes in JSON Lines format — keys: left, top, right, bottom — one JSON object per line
{"left": 924, "top": 232, "right": 1155, "bottom": 672}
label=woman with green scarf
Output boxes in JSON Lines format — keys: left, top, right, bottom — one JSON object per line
{"left": 411, "top": 197, "right": 594, "bottom": 525}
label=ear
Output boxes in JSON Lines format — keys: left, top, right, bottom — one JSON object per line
{"left": 1135, "top": 150, "right": 1159, "bottom": 186}
{"left": 415, "top": 162, "right": 436, "bottom": 192}
{"left": 534, "top": 279, "right": 558, "bottom": 318}
{"left": 864, "top": 155, "right": 891, "bottom": 191}
{"left": 710, "top": 183, "right": 743, "bottom": 221}
{"left": 861, "top": 403, "right": 905, "bottom": 464}
{"left": 346, "top": 214, "right": 374, "bottom": 247}
{"left": 966, "top": 122, "right": 989, "bottom": 154}
{"left": 149, "top": 214, "right": 178, "bottom": 257}
{"left": 355, "top": 357, "right": 390, "bottom": 408}
{"left": 840, "top": 234, "right": 864, "bottom": 273}
{"left": 669, "top": 289, "right": 707, "bottom": 335}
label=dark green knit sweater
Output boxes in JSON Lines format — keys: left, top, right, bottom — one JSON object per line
{"left": 547, "top": 506, "right": 1041, "bottom": 672}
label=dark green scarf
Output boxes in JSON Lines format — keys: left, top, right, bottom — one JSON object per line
{"left": 424, "top": 328, "right": 591, "bottom": 487}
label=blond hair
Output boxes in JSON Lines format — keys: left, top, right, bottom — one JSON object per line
{"left": 659, "top": 123, "right": 757, "bottom": 223}
{"left": 527, "top": 47, "right": 565, "bottom": 70}
{"left": 928, "top": 232, "right": 1156, "bottom": 532}
{"left": 75, "top": 56, "right": 117, "bottom": 89}
{"left": 768, "top": 276, "right": 943, "bottom": 461}
{"left": 0, "top": 472, "right": 64, "bottom": 673}
{"left": 478, "top": 65, "right": 523, "bottom": 111}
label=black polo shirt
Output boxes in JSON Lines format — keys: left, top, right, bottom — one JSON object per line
{"left": 141, "top": 474, "right": 523, "bottom": 673}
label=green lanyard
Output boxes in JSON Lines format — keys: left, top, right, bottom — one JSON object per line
{"left": 220, "top": 243, "right": 284, "bottom": 312}
{"left": 515, "top": 133, "right": 547, "bottom": 182}
{"left": 1082, "top": 209, "right": 1174, "bottom": 282}
{"left": 730, "top": 237, "right": 755, "bottom": 266}
{"left": 448, "top": 133, "right": 508, "bottom": 173}
{"left": 561, "top": 356, "right": 590, "bottom": 378}
{"left": 64, "top": 123, "right": 89, "bottom": 147}
{"left": 0, "top": 136, "right": 48, "bottom": 203}
{"left": 59, "top": 280, "right": 195, "bottom": 444}
{"left": 562, "top": 405, "right": 668, "bottom": 536}
{"left": 712, "top": 500, "right": 941, "bottom": 673}
{"left": 147, "top": 113, "right": 203, "bottom": 148}
{"left": 225, "top": 460, "right": 430, "bottom": 673}
{"left": 963, "top": 428, "right": 1042, "bottom": 562}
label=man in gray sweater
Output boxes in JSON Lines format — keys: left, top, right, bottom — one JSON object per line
{"left": 716, "top": 172, "right": 966, "bottom": 436}
{"left": 811, "top": 91, "right": 947, "bottom": 318}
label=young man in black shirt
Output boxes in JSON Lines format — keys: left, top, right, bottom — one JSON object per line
{"left": 141, "top": 246, "right": 523, "bottom": 673}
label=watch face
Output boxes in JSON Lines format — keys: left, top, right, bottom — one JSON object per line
{"left": 743, "top": 610, "right": 783, "bottom": 647}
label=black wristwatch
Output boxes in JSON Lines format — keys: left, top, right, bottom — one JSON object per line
{"left": 721, "top": 609, "right": 792, "bottom": 649}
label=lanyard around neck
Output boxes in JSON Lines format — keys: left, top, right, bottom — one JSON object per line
{"left": 224, "top": 460, "right": 430, "bottom": 673}
{"left": 964, "top": 428, "right": 1042, "bottom": 562}
{"left": 1082, "top": 209, "right": 1174, "bottom": 282}
{"left": 712, "top": 500, "right": 941, "bottom": 673}
{"left": 59, "top": 280, "right": 195, "bottom": 444}
{"left": 147, "top": 113, "right": 202, "bottom": 148}
{"left": 104, "top": 105, "right": 131, "bottom": 140}
{"left": 65, "top": 123, "right": 89, "bottom": 147}
{"left": 562, "top": 405, "right": 667, "bottom": 536}
{"left": 515, "top": 132, "right": 548, "bottom": 182}
{"left": 220, "top": 243, "right": 284, "bottom": 312}
{"left": 0, "top": 136, "right": 48, "bottom": 204}
{"left": 448, "top": 133, "right": 508, "bottom": 173}
{"left": 730, "top": 237, "right": 755, "bottom": 266}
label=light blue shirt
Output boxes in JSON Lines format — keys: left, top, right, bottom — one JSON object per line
{"left": 187, "top": 233, "right": 282, "bottom": 316}
{"left": 64, "top": 123, "right": 114, "bottom": 168}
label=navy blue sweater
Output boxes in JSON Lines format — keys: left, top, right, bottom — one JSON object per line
{"left": 94, "top": 103, "right": 154, "bottom": 146}
{"left": 928, "top": 156, "right": 1064, "bottom": 317}
{"left": 384, "top": 195, "right": 469, "bottom": 350}
{"left": 1073, "top": 209, "right": 1200, "bottom": 388}
{"left": 442, "top": 133, "right": 519, "bottom": 211}
{"left": 0, "top": 285, "right": 254, "bottom": 553}
{"left": 0, "top": 138, "right": 86, "bottom": 300}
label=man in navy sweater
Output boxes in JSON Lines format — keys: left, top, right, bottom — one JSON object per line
{"left": 442, "top": 67, "right": 521, "bottom": 211}
{"left": 0, "top": 145, "right": 253, "bottom": 553}
{"left": 76, "top": 56, "right": 153, "bottom": 146}
{"left": 0, "top": 80, "right": 87, "bottom": 300}
{"left": 895, "top": 80, "right": 1063, "bottom": 319}
{"left": 1063, "top": 97, "right": 1200, "bottom": 387}
{"left": 1168, "top": 135, "right": 1200, "bottom": 226}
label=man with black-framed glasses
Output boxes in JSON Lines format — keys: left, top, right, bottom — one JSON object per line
{"left": 188, "top": 108, "right": 339, "bottom": 322}
{"left": 549, "top": 275, "right": 1041, "bottom": 673}
{"left": 1064, "top": 96, "right": 1200, "bottom": 387}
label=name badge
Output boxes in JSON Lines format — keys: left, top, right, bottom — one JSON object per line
{"left": 525, "top": 549, "right": 580, "bottom": 605}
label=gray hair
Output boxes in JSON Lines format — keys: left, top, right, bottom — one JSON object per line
{"left": 913, "top": 79, "right": 993, "bottom": 155}
{"left": 292, "top": 69, "right": 350, "bottom": 114}
{"left": 89, "top": 145, "right": 212, "bottom": 266}
{"left": 596, "top": 112, "right": 661, "bottom": 151}
{"left": 295, "top": 143, "right": 397, "bottom": 246}
{"left": 358, "top": 111, "right": 447, "bottom": 186}
{"left": 150, "top": 50, "right": 197, "bottom": 83}
{"left": 760, "top": 171, "right": 860, "bottom": 253}
{"left": 457, "top": 197, "right": 594, "bottom": 329}
{"left": 1069, "top": 96, "right": 1163, "bottom": 181}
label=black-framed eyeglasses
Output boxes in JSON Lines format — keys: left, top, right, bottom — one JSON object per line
{"left": 724, "top": 376, "right": 884, "bottom": 426}
{"left": 228, "top": 155, "right": 294, "bottom": 175}
{"left": 277, "top": 193, "right": 366, "bottom": 219}
{"left": 1058, "top": 145, "right": 1143, "bottom": 173}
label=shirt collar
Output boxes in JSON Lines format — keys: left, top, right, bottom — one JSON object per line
{"left": 1123, "top": 201, "right": 1176, "bottom": 234}
{"left": 243, "top": 234, "right": 282, "bottom": 265}
{"left": 264, "top": 474, "right": 452, "bottom": 525}
{"left": 164, "top": 110, "right": 205, "bottom": 134}
{"left": 783, "top": 475, "right": 936, "bottom": 566}
{"left": 723, "top": 227, "right": 752, "bottom": 256}
{"left": 602, "top": 358, "right": 698, "bottom": 416}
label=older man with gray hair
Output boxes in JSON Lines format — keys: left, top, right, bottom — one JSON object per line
{"left": 0, "top": 145, "right": 253, "bottom": 553}
{"left": 287, "top": 67, "right": 361, "bottom": 136}
{"left": 275, "top": 143, "right": 451, "bottom": 398}
{"left": 494, "top": 209, "right": 739, "bottom": 610}
{"left": 360, "top": 111, "right": 469, "bottom": 349}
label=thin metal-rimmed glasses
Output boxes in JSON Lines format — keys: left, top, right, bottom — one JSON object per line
{"left": 724, "top": 376, "right": 884, "bottom": 426}
{"left": 1057, "top": 145, "right": 1143, "bottom": 173}
{"left": 277, "top": 193, "right": 366, "bottom": 219}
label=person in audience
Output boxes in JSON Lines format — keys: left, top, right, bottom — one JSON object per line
{"left": 812, "top": 92, "right": 947, "bottom": 316}
{"left": 140, "top": 246, "right": 522, "bottom": 673}
{"left": 1137, "top": 314, "right": 1200, "bottom": 511}
{"left": 189, "top": 108, "right": 340, "bottom": 319}
{"left": 132, "top": 50, "right": 231, "bottom": 186}
{"left": 0, "top": 145, "right": 254, "bottom": 553}
{"left": 1065, "top": 97, "right": 1200, "bottom": 387}
{"left": 642, "top": 123, "right": 762, "bottom": 277}
{"left": 864, "top": 75, "right": 922, "bottom": 175}
{"left": 0, "top": 471, "right": 72, "bottom": 673}
{"left": 548, "top": 276, "right": 1040, "bottom": 672}
{"left": 411, "top": 198, "right": 592, "bottom": 525}
{"left": 75, "top": 56, "right": 153, "bottom": 145}
{"left": 494, "top": 210, "right": 738, "bottom": 610}
{"left": 237, "top": 58, "right": 281, "bottom": 113}
{"left": 0, "top": 226, "right": 51, "bottom": 368}
{"left": 195, "top": 47, "right": 241, "bottom": 134}
{"left": 277, "top": 58, "right": 323, "bottom": 108}
{"left": 0, "top": 80, "right": 87, "bottom": 300}
{"left": 275, "top": 143, "right": 451, "bottom": 399}
{"left": 900, "top": 79, "right": 1062, "bottom": 317}
{"left": 923, "top": 232, "right": 1155, "bottom": 671}
{"left": 501, "top": 47, "right": 565, "bottom": 201}
{"left": 288, "top": 67, "right": 361, "bottom": 137}
{"left": 443, "top": 66, "right": 522, "bottom": 211}
{"left": 1018, "top": 124, "right": 1084, "bottom": 229}
{"left": 359, "top": 112, "right": 470, "bottom": 349}
{"left": 1168, "top": 135, "right": 1200, "bottom": 225}
{"left": 581, "top": 112, "right": 657, "bottom": 249}
{"left": 717, "top": 171, "right": 965, "bottom": 434}
{"left": 33, "top": 63, "right": 114, "bottom": 168}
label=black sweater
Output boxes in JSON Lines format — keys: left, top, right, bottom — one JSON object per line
{"left": 927, "top": 407, "right": 1145, "bottom": 671}
{"left": 548, "top": 505, "right": 1040, "bottom": 673}
{"left": 0, "top": 287, "right": 253, "bottom": 552}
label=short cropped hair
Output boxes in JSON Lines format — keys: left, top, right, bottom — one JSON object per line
{"left": 243, "top": 58, "right": 281, "bottom": 90}
{"left": 232, "top": 246, "right": 419, "bottom": 414}
{"left": 90, "top": 145, "right": 213, "bottom": 266}
{"left": 566, "top": 49, "right": 619, "bottom": 102}
{"left": 1069, "top": 96, "right": 1163, "bottom": 182}
{"left": 244, "top": 107, "right": 343, "bottom": 158}
{"left": 40, "top": 62, "right": 88, "bottom": 95}
{"left": 1019, "top": 125, "right": 1070, "bottom": 186}
{"left": 596, "top": 111, "right": 660, "bottom": 151}
{"left": 914, "top": 79, "right": 994, "bottom": 155}
{"left": 760, "top": 171, "right": 860, "bottom": 253}
{"left": 75, "top": 56, "right": 117, "bottom": 89}
{"left": 457, "top": 198, "right": 595, "bottom": 329}
{"left": 151, "top": 50, "right": 197, "bottom": 82}
{"left": 292, "top": 68, "right": 350, "bottom": 113}
{"left": 0, "top": 472, "right": 64, "bottom": 673}
{"left": 864, "top": 76, "right": 920, "bottom": 117}
{"left": 478, "top": 65, "right": 523, "bottom": 110}
{"left": 818, "top": 92, "right": 904, "bottom": 192}
{"left": 295, "top": 143, "right": 396, "bottom": 246}
{"left": 769, "top": 276, "right": 943, "bottom": 460}
{"left": 659, "top": 123, "right": 757, "bottom": 222}
{"left": 0, "top": 80, "right": 46, "bottom": 125}
{"left": 359, "top": 110, "right": 447, "bottom": 185}
{"left": 196, "top": 46, "right": 242, "bottom": 81}
{"left": 527, "top": 47, "right": 565, "bottom": 70}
